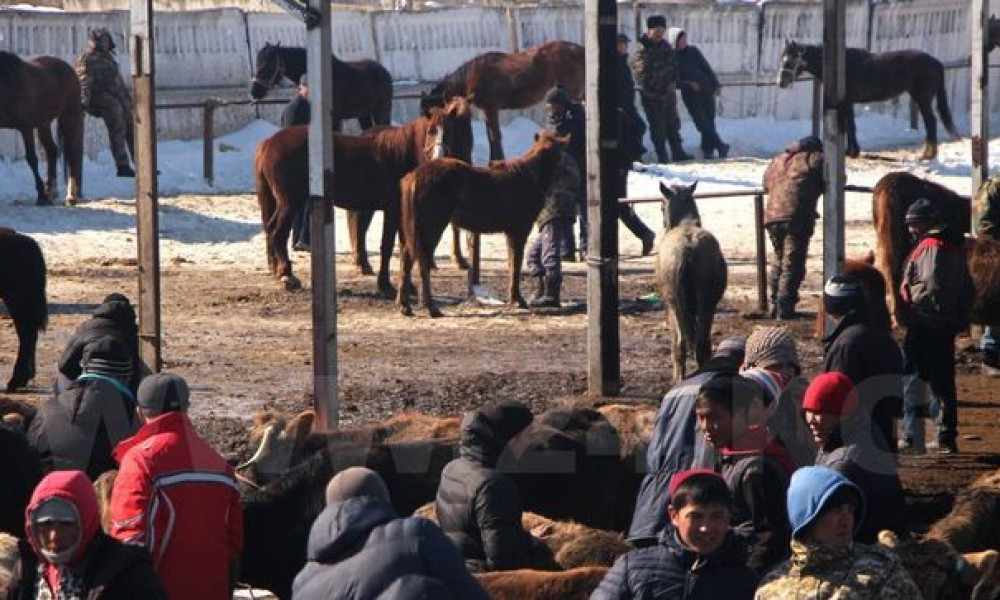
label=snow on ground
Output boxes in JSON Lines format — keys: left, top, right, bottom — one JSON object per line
{"left": 0, "top": 111, "right": 995, "bottom": 271}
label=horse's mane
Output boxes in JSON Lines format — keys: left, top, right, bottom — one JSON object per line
{"left": 488, "top": 138, "right": 558, "bottom": 181}
{"left": 0, "top": 51, "right": 25, "bottom": 87}
{"left": 433, "top": 53, "right": 493, "bottom": 99}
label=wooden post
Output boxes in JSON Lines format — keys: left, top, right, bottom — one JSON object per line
{"left": 822, "top": 0, "right": 846, "bottom": 335}
{"left": 585, "top": 0, "right": 620, "bottom": 397}
{"left": 467, "top": 232, "right": 481, "bottom": 298}
{"left": 202, "top": 99, "right": 215, "bottom": 186}
{"left": 811, "top": 78, "right": 821, "bottom": 139}
{"left": 505, "top": 6, "right": 519, "bottom": 52}
{"left": 307, "top": 0, "right": 338, "bottom": 432}
{"left": 131, "top": 0, "right": 161, "bottom": 374}
{"left": 754, "top": 192, "right": 767, "bottom": 314}
{"left": 971, "top": 0, "right": 990, "bottom": 234}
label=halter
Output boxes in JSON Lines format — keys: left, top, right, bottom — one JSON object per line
{"left": 251, "top": 49, "right": 284, "bottom": 92}
{"left": 779, "top": 49, "right": 806, "bottom": 81}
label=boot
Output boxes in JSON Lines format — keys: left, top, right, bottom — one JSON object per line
{"left": 716, "top": 141, "right": 730, "bottom": 159}
{"left": 529, "top": 275, "right": 546, "bottom": 303}
{"left": 654, "top": 141, "right": 670, "bottom": 164}
{"left": 116, "top": 164, "right": 135, "bottom": 178}
{"left": 530, "top": 276, "right": 561, "bottom": 308}
{"left": 669, "top": 141, "right": 692, "bottom": 162}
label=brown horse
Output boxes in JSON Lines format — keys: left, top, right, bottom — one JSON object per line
{"left": 871, "top": 172, "right": 969, "bottom": 327}
{"left": 430, "top": 40, "right": 584, "bottom": 161}
{"left": 396, "top": 130, "right": 567, "bottom": 317}
{"left": 0, "top": 52, "right": 84, "bottom": 205}
{"left": 254, "top": 97, "right": 473, "bottom": 293}
{"left": 0, "top": 228, "right": 48, "bottom": 392}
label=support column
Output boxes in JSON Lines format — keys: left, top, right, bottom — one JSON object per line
{"left": 821, "top": 0, "right": 846, "bottom": 336}
{"left": 971, "top": 0, "right": 990, "bottom": 233}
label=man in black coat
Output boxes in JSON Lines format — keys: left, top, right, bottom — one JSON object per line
{"left": 0, "top": 423, "right": 42, "bottom": 538}
{"left": 821, "top": 274, "right": 904, "bottom": 454}
{"left": 280, "top": 75, "right": 313, "bottom": 252}
{"left": 670, "top": 28, "right": 729, "bottom": 159}
{"left": 58, "top": 292, "right": 141, "bottom": 392}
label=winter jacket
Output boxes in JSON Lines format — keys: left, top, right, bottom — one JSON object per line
{"left": 631, "top": 35, "right": 677, "bottom": 99}
{"left": 974, "top": 175, "right": 1000, "bottom": 240}
{"left": 292, "top": 497, "right": 489, "bottom": 600}
{"left": 436, "top": 409, "right": 541, "bottom": 571}
{"left": 281, "top": 96, "right": 311, "bottom": 128}
{"left": 26, "top": 377, "right": 139, "bottom": 480}
{"left": 671, "top": 30, "right": 720, "bottom": 98}
{"left": 109, "top": 412, "right": 243, "bottom": 600}
{"left": 762, "top": 138, "right": 824, "bottom": 226}
{"left": 58, "top": 300, "right": 141, "bottom": 391}
{"left": 754, "top": 540, "right": 921, "bottom": 599}
{"left": 535, "top": 151, "right": 580, "bottom": 228}
{"left": 618, "top": 52, "right": 638, "bottom": 111}
{"left": 20, "top": 470, "right": 168, "bottom": 600}
{"left": 769, "top": 376, "right": 818, "bottom": 470}
{"left": 627, "top": 371, "right": 722, "bottom": 543}
{"left": 900, "top": 228, "right": 976, "bottom": 333}
{"left": 0, "top": 424, "right": 42, "bottom": 539}
{"left": 591, "top": 528, "right": 757, "bottom": 600}
{"left": 75, "top": 49, "right": 132, "bottom": 118}
{"left": 549, "top": 101, "right": 586, "bottom": 175}
{"left": 720, "top": 428, "right": 794, "bottom": 574}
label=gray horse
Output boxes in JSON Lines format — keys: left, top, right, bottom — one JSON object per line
{"left": 655, "top": 181, "right": 728, "bottom": 383}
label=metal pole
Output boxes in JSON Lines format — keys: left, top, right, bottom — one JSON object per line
{"left": 585, "top": 0, "right": 620, "bottom": 397}
{"left": 203, "top": 99, "right": 215, "bottom": 186}
{"left": 971, "top": 0, "right": 990, "bottom": 234}
{"left": 822, "top": 0, "right": 846, "bottom": 336}
{"left": 307, "top": 0, "right": 338, "bottom": 432}
{"left": 754, "top": 192, "right": 768, "bottom": 314}
{"left": 131, "top": 0, "right": 161, "bottom": 374}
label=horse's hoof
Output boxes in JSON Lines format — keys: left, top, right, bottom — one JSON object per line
{"left": 454, "top": 257, "right": 470, "bottom": 270}
{"left": 428, "top": 259, "right": 439, "bottom": 271}
{"left": 428, "top": 306, "right": 443, "bottom": 318}
{"left": 919, "top": 146, "right": 937, "bottom": 161}
{"left": 356, "top": 264, "right": 375, "bottom": 276}
{"left": 65, "top": 196, "right": 78, "bottom": 207}
{"left": 378, "top": 285, "right": 397, "bottom": 299}
{"left": 36, "top": 197, "right": 53, "bottom": 207}
{"left": 512, "top": 300, "right": 529, "bottom": 310}
{"left": 400, "top": 305, "right": 414, "bottom": 317}
{"left": 279, "top": 275, "right": 302, "bottom": 291}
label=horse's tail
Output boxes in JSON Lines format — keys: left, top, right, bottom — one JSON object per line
{"left": 935, "top": 75, "right": 960, "bottom": 140}
{"left": 673, "top": 244, "right": 699, "bottom": 359}
{"left": 399, "top": 171, "right": 425, "bottom": 267}
{"left": 58, "top": 91, "right": 85, "bottom": 199}
{"left": 254, "top": 142, "right": 277, "bottom": 230}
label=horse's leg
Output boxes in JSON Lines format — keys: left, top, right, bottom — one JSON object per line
{"left": 7, "top": 306, "right": 39, "bottom": 392}
{"left": 450, "top": 221, "right": 469, "bottom": 270}
{"left": 21, "top": 129, "right": 49, "bottom": 205}
{"left": 484, "top": 107, "right": 504, "bottom": 161}
{"left": 272, "top": 199, "right": 302, "bottom": 291}
{"left": 397, "top": 242, "right": 415, "bottom": 317}
{"left": 506, "top": 230, "right": 530, "bottom": 309}
{"left": 377, "top": 207, "right": 399, "bottom": 298}
{"left": 668, "top": 307, "right": 685, "bottom": 384}
{"left": 916, "top": 96, "right": 938, "bottom": 161}
{"left": 37, "top": 125, "right": 59, "bottom": 204}
{"left": 418, "top": 219, "right": 449, "bottom": 318}
{"left": 347, "top": 210, "right": 376, "bottom": 275}
{"left": 845, "top": 105, "right": 860, "bottom": 158}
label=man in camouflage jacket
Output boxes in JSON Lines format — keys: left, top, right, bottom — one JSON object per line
{"left": 76, "top": 28, "right": 135, "bottom": 177}
{"left": 631, "top": 15, "right": 691, "bottom": 164}
{"left": 973, "top": 176, "right": 999, "bottom": 373}
{"left": 526, "top": 150, "right": 579, "bottom": 308}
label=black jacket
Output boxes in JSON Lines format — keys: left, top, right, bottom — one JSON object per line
{"left": 677, "top": 45, "right": 720, "bottom": 98}
{"left": 823, "top": 311, "right": 904, "bottom": 424}
{"left": 58, "top": 300, "right": 141, "bottom": 391}
{"left": 0, "top": 424, "right": 42, "bottom": 538}
{"left": 292, "top": 497, "right": 488, "bottom": 600}
{"left": 281, "top": 95, "right": 311, "bottom": 128}
{"left": 591, "top": 529, "right": 758, "bottom": 600}
{"left": 549, "top": 102, "right": 586, "bottom": 176}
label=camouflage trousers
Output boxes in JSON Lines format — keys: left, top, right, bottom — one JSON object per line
{"left": 638, "top": 90, "right": 682, "bottom": 156}
{"left": 766, "top": 220, "right": 814, "bottom": 312}
{"left": 91, "top": 93, "right": 135, "bottom": 171}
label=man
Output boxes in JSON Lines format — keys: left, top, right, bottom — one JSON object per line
{"left": 545, "top": 87, "right": 587, "bottom": 261}
{"left": 58, "top": 292, "right": 142, "bottom": 392}
{"left": 617, "top": 33, "right": 647, "bottom": 161}
{"left": 27, "top": 335, "right": 139, "bottom": 480}
{"left": 293, "top": 467, "right": 490, "bottom": 599}
{"left": 526, "top": 149, "right": 578, "bottom": 308}
{"left": 899, "top": 198, "right": 974, "bottom": 455}
{"left": 281, "top": 75, "right": 313, "bottom": 252}
{"left": 632, "top": 15, "right": 690, "bottom": 164}
{"left": 821, "top": 274, "right": 904, "bottom": 453}
{"left": 973, "top": 175, "right": 999, "bottom": 375}
{"left": 0, "top": 421, "right": 42, "bottom": 538}
{"left": 109, "top": 373, "right": 243, "bottom": 600}
{"left": 76, "top": 28, "right": 135, "bottom": 178}
{"left": 761, "top": 136, "right": 824, "bottom": 319}
{"left": 670, "top": 28, "right": 729, "bottom": 160}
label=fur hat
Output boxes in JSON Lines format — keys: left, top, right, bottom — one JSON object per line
{"left": 823, "top": 274, "right": 864, "bottom": 317}
{"left": 137, "top": 373, "right": 190, "bottom": 415}
{"left": 646, "top": 15, "right": 667, "bottom": 30}
{"left": 906, "top": 197, "right": 939, "bottom": 224}
{"left": 802, "top": 371, "right": 859, "bottom": 417}
{"left": 744, "top": 326, "right": 800, "bottom": 373}
{"left": 545, "top": 87, "right": 571, "bottom": 107}
{"left": 81, "top": 336, "right": 133, "bottom": 378}
{"left": 325, "top": 467, "right": 390, "bottom": 505}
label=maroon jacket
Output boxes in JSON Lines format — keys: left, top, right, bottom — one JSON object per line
{"left": 762, "top": 138, "right": 824, "bottom": 226}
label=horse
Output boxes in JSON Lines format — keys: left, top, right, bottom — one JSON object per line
{"left": 254, "top": 96, "right": 473, "bottom": 294}
{"left": 655, "top": 181, "right": 728, "bottom": 383}
{"left": 0, "top": 228, "right": 48, "bottom": 392}
{"left": 777, "top": 41, "right": 960, "bottom": 160}
{"left": 396, "top": 130, "right": 567, "bottom": 317}
{"left": 0, "top": 52, "right": 84, "bottom": 206}
{"left": 871, "top": 172, "right": 970, "bottom": 328}
{"left": 430, "top": 40, "right": 584, "bottom": 161}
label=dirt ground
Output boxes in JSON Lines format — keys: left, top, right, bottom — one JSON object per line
{"left": 2, "top": 198, "right": 998, "bottom": 533}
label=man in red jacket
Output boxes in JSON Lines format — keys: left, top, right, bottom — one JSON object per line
{"left": 109, "top": 373, "right": 243, "bottom": 599}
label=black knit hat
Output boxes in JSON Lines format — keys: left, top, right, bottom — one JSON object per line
{"left": 545, "top": 87, "right": 571, "bottom": 107}
{"left": 81, "top": 336, "right": 133, "bottom": 378}
{"left": 905, "top": 198, "right": 939, "bottom": 224}
{"left": 823, "top": 274, "right": 864, "bottom": 317}
{"left": 647, "top": 15, "right": 666, "bottom": 30}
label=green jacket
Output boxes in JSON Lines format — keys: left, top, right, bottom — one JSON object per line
{"left": 535, "top": 152, "right": 579, "bottom": 228}
{"left": 631, "top": 35, "right": 678, "bottom": 99}
{"left": 974, "top": 175, "right": 1000, "bottom": 239}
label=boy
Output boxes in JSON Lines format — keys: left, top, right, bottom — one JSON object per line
{"left": 592, "top": 469, "right": 757, "bottom": 599}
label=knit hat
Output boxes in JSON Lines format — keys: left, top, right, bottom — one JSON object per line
{"left": 32, "top": 498, "right": 78, "bottom": 525}
{"left": 545, "top": 87, "right": 571, "bottom": 107}
{"left": 325, "top": 467, "right": 390, "bottom": 505}
{"left": 667, "top": 27, "right": 685, "bottom": 47}
{"left": 646, "top": 15, "right": 666, "bottom": 30}
{"left": 739, "top": 367, "right": 782, "bottom": 421}
{"left": 713, "top": 335, "right": 746, "bottom": 363}
{"left": 905, "top": 197, "right": 939, "bottom": 224}
{"left": 81, "top": 335, "right": 133, "bottom": 378}
{"left": 823, "top": 274, "right": 864, "bottom": 317}
{"left": 617, "top": 33, "right": 630, "bottom": 43}
{"left": 744, "top": 326, "right": 800, "bottom": 374}
{"left": 787, "top": 466, "right": 864, "bottom": 540}
{"left": 803, "top": 372, "right": 859, "bottom": 417}
{"left": 137, "top": 373, "right": 190, "bottom": 415}
{"left": 668, "top": 468, "right": 722, "bottom": 501}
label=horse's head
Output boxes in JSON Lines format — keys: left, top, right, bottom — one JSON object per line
{"left": 659, "top": 181, "right": 700, "bottom": 230}
{"left": 251, "top": 42, "right": 285, "bottom": 101}
{"left": 778, "top": 40, "right": 806, "bottom": 88}
{"left": 423, "top": 96, "right": 474, "bottom": 163}
{"left": 989, "top": 15, "right": 1000, "bottom": 53}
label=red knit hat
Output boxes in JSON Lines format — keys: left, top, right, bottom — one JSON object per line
{"left": 802, "top": 372, "right": 859, "bottom": 417}
{"left": 668, "top": 468, "right": 723, "bottom": 501}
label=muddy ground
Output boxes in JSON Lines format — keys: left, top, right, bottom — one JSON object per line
{"left": 2, "top": 203, "right": 998, "bottom": 533}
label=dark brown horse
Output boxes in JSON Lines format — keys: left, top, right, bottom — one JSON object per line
{"left": 0, "top": 228, "right": 48, "bottom": 392}
{"left": 396, "top": 130, "right": 567, "bottom": 317}
{"left": 778, "top": 41, "right": 960, "bottom": 160}
{"left": 0, "top": 52, "right": 84, "bottom": 205}
{"left": 254, "top": 97, "right": 473, "bottom": 293}
{"left": 430, "top": 40, "right": 584, "bottom": 161}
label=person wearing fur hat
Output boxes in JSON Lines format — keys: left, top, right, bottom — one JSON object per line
{"left": 899, "top": 198, "right": 975, "bottom": 454}
{"left": 75, "top": 28, "right": 136, "bottom": 178}
{"left": 669, "top": 28, "right": 728, "bottom": 160}
{"left": 27, "top": 336, "right": 140, "bottom": 480}
{"left": 435, "top": 400, "right": 548, "bottom": 572}
{"left": 755, "top": 466, "right": 920, "bottom": 599}
{"left": 802, "top": 372, "right": 908, "bottom": 544}
{"left": 12, "top": 470, "right": 168, "bottom": 599}
{"left": 108, "top": 373, "right": 243, "bottom": 600}
{"left": 293, "top": 468, "right": 489, "bottom": 599}
{"left": 694, "top": 373, "right": 794, "bottom": 573}
{"left": 57, "top": 292, "right": 142, "bottom": 393}
{"left": 821, "top": 274, "right": 904, "bottom": 454}
{"left": 632, "top": 15, "right": 690, "bottom": 164}
{"left": 594, "top": 470, "right": 757, "bottom": 599}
